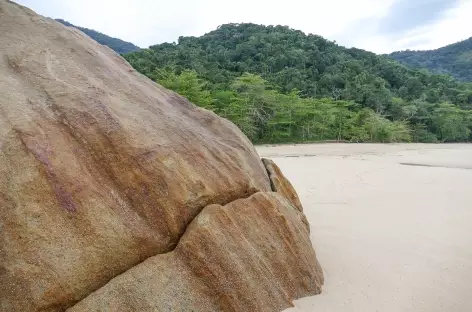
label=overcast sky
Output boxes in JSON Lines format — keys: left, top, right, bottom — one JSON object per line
{"left": 15, "top": 0, "right": 472, "bottom": 54}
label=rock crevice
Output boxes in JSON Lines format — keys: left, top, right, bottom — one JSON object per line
{"left": 65, "top": 186, "right": 261, "bottom": 310}
{"left": 68, "top": 191, "right": 323, "bottom": 312}
{"left": 68, "top": 159, "right": 324, "bottom": 312}
{"left": 68, "top": 157, "right": 321, "bottom": 311}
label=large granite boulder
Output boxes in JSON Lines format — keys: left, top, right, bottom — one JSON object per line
{"left": 0, "top": 1, "right": 323, "bottom": 311}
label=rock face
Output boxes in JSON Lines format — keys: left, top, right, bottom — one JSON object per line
{"left": 0, "top": 1, "right": 323, "bottom": 311}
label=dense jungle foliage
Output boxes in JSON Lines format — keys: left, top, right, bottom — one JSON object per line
{"left": 124, "top": 23, "right": 472, "bottom": 143}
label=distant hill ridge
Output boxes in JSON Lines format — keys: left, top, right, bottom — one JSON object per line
{"left": 55, "top": 19, "right": 140, "bottom": 54}
{"left": 390, "top": 37, "right": 472, "bottom": 82}
{"left": 55, "top": 18, "right": 472, "bottom": 83}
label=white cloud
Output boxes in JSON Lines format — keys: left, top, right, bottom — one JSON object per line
{"left": 14, "top": 0, "right": 472, "bottom": 53}
{"left": 344, "top": 0, "right": 472, "bottom": 53}
{"left": 394, "top": 0, "right": 472, "bottom": 51}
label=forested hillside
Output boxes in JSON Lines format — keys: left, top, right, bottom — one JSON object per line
{"left": 390, "top": 37, "right": 472, "bottom": 82}
{"left": 56, "top": 19, "right": 140, "bottom": 54}
{"left": 124, "top": 23, "right": 472, "bottom": 143}
{"left": 390, "top": 38, "right": 472, "bottom": 82}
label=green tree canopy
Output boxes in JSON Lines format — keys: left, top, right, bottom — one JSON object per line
{"left": 124, "top": 23, "right": 472, "bottom": 143}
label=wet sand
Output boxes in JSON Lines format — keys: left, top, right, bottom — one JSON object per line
{"left": 257, "top": 144, "right": 472, "bottom": 312}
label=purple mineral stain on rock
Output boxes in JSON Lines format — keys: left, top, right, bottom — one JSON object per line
{"left": 22, "top": 136, "right": 77, "bottom": 212}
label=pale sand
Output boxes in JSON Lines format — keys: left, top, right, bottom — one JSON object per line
{"left": 256, "top": 144, "right": 472, "bottom": 312}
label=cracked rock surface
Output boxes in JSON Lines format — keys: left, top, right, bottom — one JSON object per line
{"left": 69, "top": 192, "right": 323, "bottom": 312}
{"left": 0, "top": 1, "right": 323, "bottom": 311}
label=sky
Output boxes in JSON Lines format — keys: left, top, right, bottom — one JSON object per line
{"left": 15, "top": 0, "right": 472, "bottom": 54}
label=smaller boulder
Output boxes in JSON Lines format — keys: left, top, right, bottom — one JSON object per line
{"left": 262, "top": 158, "right": 310, "bottom": 231}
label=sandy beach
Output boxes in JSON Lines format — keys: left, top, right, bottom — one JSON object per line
{"left": 257, "top": 144, "right": 472, "bottom": 312}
